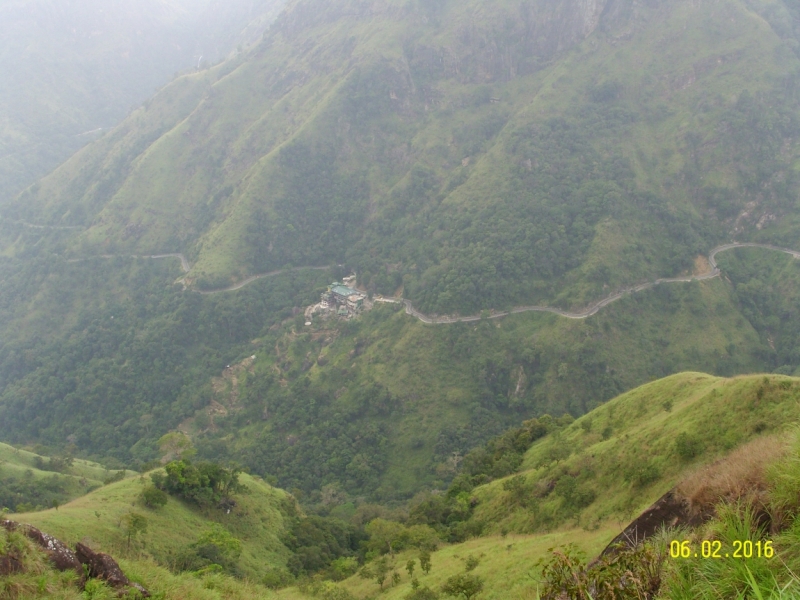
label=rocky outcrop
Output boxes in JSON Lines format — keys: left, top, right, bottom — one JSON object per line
{"left": 0, "top": 520, "right": 149, "bottom": 597}
{"left": 599, "top": 489, "right": 708, "bottom": 556}
{"left": 75, "top": 543, "right": 150, "bottom": 597}
{"left": 1, "top": 519, "right": 83, "bottom": 578}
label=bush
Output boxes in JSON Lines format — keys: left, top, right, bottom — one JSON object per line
{"left": 329, "top": 556, "right": 359, "bottom": 580}
{"left": 441, "top": 573, "right": 484, "bottom": 599}
{"left": 675, "top": 432, "right": 702, "bottom": 461}
{"left": 262, "top": 568, "right": 294, "bottom": 589}
{"left": 139, "top": 485, "right": 168, "bottom": 509}
{"left": 537, "top": 542, "right": 665, "bottom": 600}
{"left": 628, "top": 462, "right": 661, "bottom": 488}
{"left": 406, "top": 586, "right": 440, "bottom": 600}
{"left": 174, "top": 524, "right": 242, "bottom": 574}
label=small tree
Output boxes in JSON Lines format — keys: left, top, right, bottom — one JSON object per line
{"left": 121, "top": 512, "right": 148, "bottom": 549}
{"left": 374, "top": 557, "right": 390, "bottom": 590}
{"left": 194, "top": 523, "right": 242, "bottom": 569}
{"left": 365, "top": 518, "right": 407, "bottom": 557}
{"left": 392, "top": 571, "right": 401, "bottom": 586}
{"left": 419, "top": 550, "right": 432, "bottom": 574}
{"left": 464, "top": 555, "right": 479, "bottom": 572}
{"left": 441, "top": 573, "right": 484, "bottom": 599}
{"left": 406, "top": 558, "right": 416, "bottom": 578}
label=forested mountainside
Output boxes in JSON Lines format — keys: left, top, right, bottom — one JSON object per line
{"left": 8, "top": 0, "right": 800, "bottom": 315}
{"left": 0, "top": 0, "right": 286, "bottom": 205}
{"left": 2, "top": 0, "right": 800, "bottom": 494}
{"left": 1, "top": 243, "right": 799, "bottom": 500}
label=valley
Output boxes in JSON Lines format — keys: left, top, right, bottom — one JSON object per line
{"left": 4, "top": 0, "right": 800, "bottom": 597}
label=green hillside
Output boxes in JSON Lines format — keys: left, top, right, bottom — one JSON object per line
{"left": 3, "top": 0, "right": 800, "bottom": 489}
{"left": 15, "top": 470, "right": 294, "bottom": 583}
{"left": 470, "top": 372, "right": 800, "bottom": 535}
{"left": 6, "top": 372, "right": 800, "bottom": 599}
{"left": 0, "top": 442, "right": 131, "bottom": 513}
{"left": 273, "top": 372, "right": 800, "bottom": 599}
{"left": 9, "top": 0, "right": 800, "bottom": 313}
{"left": 4, "top": 242, "right": 800, "bottom": 501}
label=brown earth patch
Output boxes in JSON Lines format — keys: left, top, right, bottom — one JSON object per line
{"left": 693, "top": 254, "right": 712, "bottom": 276}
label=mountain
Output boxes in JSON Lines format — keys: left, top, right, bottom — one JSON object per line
{"left": 2, "top": 0, "right": 800, "bottom": 493}
{"left": 0, "top": 0, "right": 286, "bottom": 205}
{"left": 8, "top": 0, "right": 800, "bottom": 315}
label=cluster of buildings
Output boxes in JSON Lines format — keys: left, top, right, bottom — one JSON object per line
{"left": 316, "top": 276, "right": 368, "bottom": 319}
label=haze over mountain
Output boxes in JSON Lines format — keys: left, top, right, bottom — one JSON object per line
{"left": 0, "top": 0, "right": 286, "bottom": 204}
{"left": 8, "top": 0, "right": 800, "bottom": 316}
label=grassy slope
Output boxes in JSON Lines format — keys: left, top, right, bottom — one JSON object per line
{"left": 278, "top": 527, "right": 619, "bottom": 600}
{"left": 0, "top": 443, "right": 125, "bottom": 512}
{"left": 268, "top": 372, "right": 800, "bottom": 600}
{"left": 0, "top": 442, "right": 118, "bottom": 486}
{"left": 9, "top": 371, "right": 800, "bottom": 600}
{"left": 472, "top": 373, "right": 800, "bottom": 535}
{"left": 14, "top": 472, "right": 293, "bottom": 582}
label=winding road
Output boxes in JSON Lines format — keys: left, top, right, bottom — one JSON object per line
{"left": 390, "top": 242, "right": 800, "bottom": 324}
{"left": 43, "top": 241, "right": 800, "bottom": 323}
{"left": 4, "top": 219, "right": 82, "bottom": 230}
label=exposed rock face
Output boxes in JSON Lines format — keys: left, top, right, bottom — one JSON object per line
{"left": 1, "top": 520, "right": 149, "bottom": 597}
{"left": 1, "top": 520, "right": 83, "bottom": 577}
{"left": 600, "top": 489, "right": 708, "bottom": 556}
{"left": 75, "top": 542, "right": 150, "bottom": 597}
{"left": 0, "top": 554, "right": 24, "bottom": 575}
{"left": 75, "top": 543, "right": 131, "bottom": 587}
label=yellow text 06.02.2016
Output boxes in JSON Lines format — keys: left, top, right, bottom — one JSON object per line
{"left": 670, "top": 540, "right": 774, "bottom": 560}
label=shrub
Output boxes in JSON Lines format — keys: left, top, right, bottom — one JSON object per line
{"left": 464, "top": 554, "right": 479, "bottom": 572}
{"left": 537, "top": 542, "right": 665, "bottom": 600}
{"left": 406, "top": 586, "right": 440, "bottom": 599}
{"left": 675, "top": 432, "right": 703, "bottom": 461}
{"left": 628, "top": 462, "right": 661, "bottom": 488}
{"left": 139, "top": 485, "right": 168, "bottom": 509}
{"left": 441, "top": 573, "right": 484, "bottom": 599}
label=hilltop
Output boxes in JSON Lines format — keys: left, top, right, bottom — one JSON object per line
{"left": 470, "top": 372, "right": 800, "bottom": 535}
{"left": 0, "top": 442, "right": 133, "bottom": 513}
{"left": 12, "top": 469, "right": 295, "bottom": 582}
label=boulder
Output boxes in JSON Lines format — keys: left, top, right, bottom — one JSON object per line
{"left": 600, "top": 489, "right": 707, "bottom": 556}
{"left": 1, "top": 520, "right": 83, "bottom": 577}
{"left": 75, "top": 542, "right": 150, "bottom": 597}
{"left": 0, "top": 554, "right": 24, "bottom": 576}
